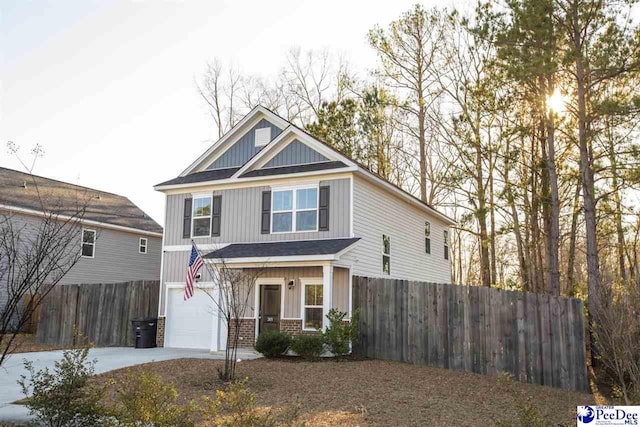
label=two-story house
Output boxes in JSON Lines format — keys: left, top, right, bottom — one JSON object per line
{"left": 155, "top": 106, "right": 455, "bottom": 351}
{"left": 0, "top": 167, "right": 163, "bottom": 314}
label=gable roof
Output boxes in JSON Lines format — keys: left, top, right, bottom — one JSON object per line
{"left": 156, "top": 106, "right": 456, "bottom": 226}
{"left": 180, "top": 106, "right": 289, "bottom": 176}
{"left": 0, "top": 167, "right": 163, "bottom": 235}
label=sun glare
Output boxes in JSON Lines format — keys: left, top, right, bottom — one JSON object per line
{"left": 547, "top": 88, "right": 567, "bottom": 115}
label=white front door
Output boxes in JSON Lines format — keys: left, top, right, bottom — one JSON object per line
{"left": 165, "top": 287, "right": 215, "bottom": 350}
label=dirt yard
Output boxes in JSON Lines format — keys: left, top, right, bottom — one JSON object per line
{"left": 98, "top": 358, "right": 595, "bottom": 426}
{"left": 1, "top": 334, "right": 71, "bottom": 354}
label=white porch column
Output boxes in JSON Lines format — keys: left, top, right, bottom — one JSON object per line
{"left": 322, "top": 263, "right": 333, "bottom": 330}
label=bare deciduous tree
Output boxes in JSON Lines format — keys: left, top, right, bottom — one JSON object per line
{"left": 1, "top": 143, "right": 92, "bottom": 367}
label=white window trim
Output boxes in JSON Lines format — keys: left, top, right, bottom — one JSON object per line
{"left": 192, "top": 194, "right": 212, "bottom": 238}
{"left": 270, "top": 185, "right": 319, "bottom": 234}
{"left": 81, "top": 228, "right": 96, "bottom": 259}
{"left": 139, "top": 237, "right": 148, "bottom": 254}
{"left": 444, "top": 230, "right": 450, "bottom": 260}
{"left": 382, "top": 234, "right": 391, "bottom": 275}
{"left": 300, "top": 277, "right": 323, "bottom": 331}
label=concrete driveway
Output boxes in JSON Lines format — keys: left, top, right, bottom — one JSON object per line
{"left": 0, "top": 347, "right": 260, "bottom": 424}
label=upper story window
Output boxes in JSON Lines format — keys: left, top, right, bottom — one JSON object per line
{"left": 81, "top": 229, "right": 96, "bottom": 258}
{"left": 425, "top": 221, "right": 431, "bottom": 254}
{"left": 382, "top": 234, "right": 390, "bottom": 275}
{"left": 192, "top": 195, "right": 212, "bottom": 237}
{"left": 444, "top": 230, "right": 449, "bottom": 260}
{"left": 139, "top": 237, "right": 148, "bottom": 254}
{"left": 271, "top": 186, "right": 318, "bottom": 233}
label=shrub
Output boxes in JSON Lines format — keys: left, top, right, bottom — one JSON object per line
{"left": 18, "top": 345, "right": 106, "bottom": 427}
{"left": 109, "top": 369, "right": 195, "bottom": 427}
{"left": 494, "top": 373, "right": 552, "bottom": 427}
{"left": 254, "top": 330, "right": 291, "bottom": 358}
{"left": 322, "top": 308, "right": 360, "bottom": 357}
{"left": 290, "top": 334, "right": 324, "bottom": 360}
{"left": 201, "top": 378, "right": 302, "bottom": 427}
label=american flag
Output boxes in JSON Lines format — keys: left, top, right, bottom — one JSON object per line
{"left": 184, "top": 243, "right": 204, "bottom": 301}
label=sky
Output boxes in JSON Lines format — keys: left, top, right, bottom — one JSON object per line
{"left": 0, "top": 0, "right": 451, "bottom": 226}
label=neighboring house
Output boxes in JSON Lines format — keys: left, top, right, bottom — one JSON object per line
{"left": 155, "top": 106, "right": 455, "bottom": 351}
{"left": 0, "top": 167, "right": 163, "bottom": 311}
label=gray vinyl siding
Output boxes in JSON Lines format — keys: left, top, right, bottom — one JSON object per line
{"left": 159, "top": 261, "right": 348, "bottom": 318}
{"left": 164, "top": 178, "right": 351, "bottom": 246}
{"left": 351, "top": 175, "right": 451, "bottom": 283}
{"left": 207, "top": 119, "right": 282, "bottom": 170}
{"left": 0, "top": 212, "right": 161, "bottom": 312}
{"left": 263, "top": 140, "right": 328, "bottom": 168}
{"left": 60, "top": 227, "right": 162, "bottom": 285}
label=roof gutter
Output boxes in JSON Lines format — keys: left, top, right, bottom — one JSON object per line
{"left": 0, "top": 204, "right": 163, "bottom": 237}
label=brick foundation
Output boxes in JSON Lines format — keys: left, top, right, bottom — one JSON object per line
{"left": 279, "top": 319, "right": 320, "bottom": 335}
{"left": 230, "top": 318, "right": 256, "bottom": 348}
{"left": 156, "top": 316, "right": 165, "bottom": 348}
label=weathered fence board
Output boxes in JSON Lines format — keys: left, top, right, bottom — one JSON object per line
{"left": 352, "top": 277, "right": 588, "bottom": 392}
{"left": 36, "top": 280, "right": 159, "bottom": 347}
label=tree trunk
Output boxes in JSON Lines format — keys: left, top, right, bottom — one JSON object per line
{"left": 545, "top": 82, "right": 561, "bottom": 296}
{"left": 566, "top": 179, "right": 581, "bottom": 296}
{"left": 572, "top": 1, "right": 601, "bottom": 317}
{"left": 607, "top": 128, "right": 627, "bottom": 284}
{"left": 475, "top": 140, "right": 491, "bottom": 287}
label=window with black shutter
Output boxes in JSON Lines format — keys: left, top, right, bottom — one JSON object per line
{"left": 318, "top": 185, "right": 330, "bottom": 231}
{"left": 212, "top": 195, "right": 222, "bottom": 237}
{"left": 261, "top": 191, "right": 271, "bottom": 234}
{"left": 182, "top": 197, "right": 192, "bottom": 238}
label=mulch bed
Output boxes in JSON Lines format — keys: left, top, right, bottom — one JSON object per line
{"left": 96, "top": 358, "right": 595, "bottom": 426}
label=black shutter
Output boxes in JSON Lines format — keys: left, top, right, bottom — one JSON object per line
{"left": 425, "top": 238, "right": 431, "bottom": 254}
{"left": 212, "top": 195, "right": 222, "bottom": 237}
{"left": 182, "top": 198, "right": 192, "bottom": 238}
{"left": 318, "top": 185, "right": 330, "bottom": 231}
{"left": 261, "top": 191, "right": 271, "bottom": 234}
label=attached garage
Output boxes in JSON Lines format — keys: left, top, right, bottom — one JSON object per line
{"left": 164, "top": 285, "right": 226, "bottom": 351}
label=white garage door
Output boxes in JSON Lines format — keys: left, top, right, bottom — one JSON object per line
{"left": 165, "top": 287, "right": 216, "bottom": 350}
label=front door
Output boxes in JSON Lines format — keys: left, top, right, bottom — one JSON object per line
{"left": 259, "top": 285, "right": 281, "bottom": 334}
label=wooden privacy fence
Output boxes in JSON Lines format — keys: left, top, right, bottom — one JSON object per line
{"left": 37, "top": 280, "right": 159, "bottom": 347}
{"left": 352, "top": 277, "right": 588, "bottom": 392}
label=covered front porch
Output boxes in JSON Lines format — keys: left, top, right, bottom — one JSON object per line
{"left": 203, "top": 238, "right": 358, "bottom": 346}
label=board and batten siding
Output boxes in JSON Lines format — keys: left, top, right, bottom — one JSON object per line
{"left": 263, "top": 140, "right": 328, "bottom": 168}
{"left": 351, "top": 175, "right": 451, "bottom": 283}
{"left": 159, "top": 262, "right": 348, "bottom": 319}
{"left": 206, "top": 119, "right": 282, "bottom": 170}
{"left": 164, "top": 178, "right": 351, "bottom": 246}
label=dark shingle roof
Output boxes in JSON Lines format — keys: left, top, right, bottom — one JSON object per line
{"left": 203, "top": 238, "right": 360, "bottom": 259}
{"left": 155, "top": 167, "right": 240, "bottom": 186}
{"left": 0, "top": 167, "right": 163, "bottom": 234}
{"left": 239, "top": 161, "right": 347, "bottom": 178}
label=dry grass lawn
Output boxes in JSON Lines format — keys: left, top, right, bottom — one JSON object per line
{"left": 1, "top": 334, "right": 71, "bottom": 354}
{"left": 97, "top": 358, "right": 595, "bottom": 426}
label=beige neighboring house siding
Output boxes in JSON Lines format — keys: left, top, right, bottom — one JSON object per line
{"left": 351, "top": 175, "right": 451, "bottom": 283}
{"left": 163, "top": 178, "right": 351, "bottom": 246}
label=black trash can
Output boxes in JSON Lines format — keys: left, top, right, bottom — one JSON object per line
{"left": 132, "top": 318, "right": 157, "bottom": 348}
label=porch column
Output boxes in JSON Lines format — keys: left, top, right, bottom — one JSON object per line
{"left": 322, "top": 263, "right": 333, "bottom": 330}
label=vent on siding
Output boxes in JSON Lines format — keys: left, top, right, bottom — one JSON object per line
{"left": 254, "top": 127, "right": 271, "bottom": 147}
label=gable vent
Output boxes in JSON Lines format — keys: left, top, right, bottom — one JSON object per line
{"left": 254, "top": 127, "right": 271, "bottom": 147}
